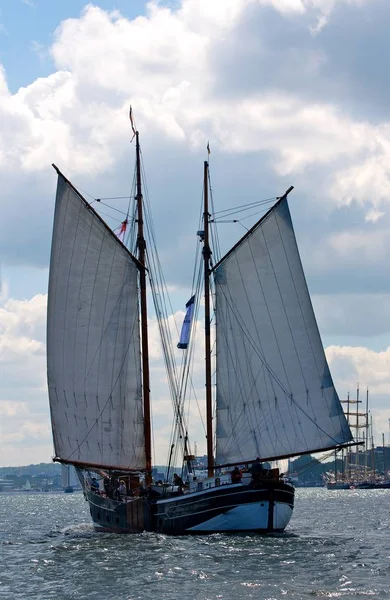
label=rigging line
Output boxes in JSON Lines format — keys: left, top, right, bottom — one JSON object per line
{"left": 272, "top": 204, "right": 339, "bottom": 439}
{"left": 149, "top": 297, "right": 182, "bottom": 458}
{"left": 128, "top": 199, "right": 138, "bottom": 254}
{"left": 175, "top": 262, "right": 206, "bottom": 446}
{"left": 143, "top": 201, "right": 187, "bottom": 456}
{"left": 70, "top": 184, "right": 96, "bottom": 201}
{"left": 148, "top": 272, "right": 180, "bottom": 396}
{"left": 147, "top": 283, "right": 180, "bottom": 396}
{"left": 212, "top": 220, "right": 240, "bottom": 223}
{"left": 274, "top": 208, "right": 324, "bottom": 388}
{"left": 97, "top": 209, "right": 130, "bottom": 223}
{"left": 243, "top": 228, "right": 305, "bottom": 446}
{"left": 218, "top": 283, "right": 345, "bottom": 447}
{"left": 145, "top": 250, "right": 181, "bottom": 391}
{"left": 218, "top": 247, "right": 299, "bottom": 451}
{"left": 218, "top": 279, "right": 300, "bottom": 452}
{"left": 211, "top": 201, "right": 276, "bottom": 221}
{"left": 126, "top": 158, "right": 138, "bottom": 252}
{"left": 167, "top": 181, "right": 208, "bottom": 449}
{"left": 95, "top": 201, "right": 134, "bottom": 218}
{"left": 171, "top": 277, "right": 205, "bottom": 457}
{"left": 124, "top": 162, "right": 137, "bottom": 232}
{"left": 212, "top": 197, "right": 277, "bottom": 216}
{"left": 142, "top": 208, "right": 173, "bottom": 328}
{"left": 240, "top": 338, "right": 279, "bottom": 452}
{"left": 216, "top": 296, "right": 281, "bottom": 457}
{"left": 239, "top": 207, "right": 275, "bottom": 222}
{"left": 213, "top": 206, "right": 276, "bottom": 229}
{"left": 208, "top": 167, "right": 221, "bottom": 263}
{"left": 95, "top": 196, "right": 132, "bottom": 201}
{"left": 140, "top": 156, "right": 182, "bottom": 343}
{"left": 191, "top": 235, "right": 202, "bottom": 294}
{"left": 183, "top": 263, "right": 207, "bottom": 436}
{"left": 241, "top": 218, "right": 302, "bottom": 424}
{"left": 294, "top": 449, "right": 336, "bottom": 477}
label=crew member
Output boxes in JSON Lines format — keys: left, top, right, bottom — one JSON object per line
{"left": 250, "top": 458, "right": 265, "bottom": 483}
{"left": 231, "top": 466, "right": 242, "bottom": 484}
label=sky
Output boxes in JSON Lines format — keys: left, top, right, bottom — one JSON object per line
{"left": 1, "top": 0, "right": 390, "bottom": 467}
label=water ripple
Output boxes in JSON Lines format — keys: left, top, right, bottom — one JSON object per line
{"left": 0, "top": 489, "right": 389, "bottom": 599}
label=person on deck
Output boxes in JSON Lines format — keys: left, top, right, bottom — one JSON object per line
{"left": 173, "top": 473, "right": 184, "bottom": 493}
{"left": 250, "top": 458, "right": 265, "bottom": 483}
{"left": 231, "top": 467, "right": 242, "bottom": 484}
{"left": 90, "top": 477, "right": 99, "bottom": 493}
{"left": 118, "top": 480, "right": 127, "bottom": 500}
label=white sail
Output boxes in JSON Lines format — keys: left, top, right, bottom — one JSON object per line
{"left": 47, "top": 174, "right": 145, "bottom": 470}
{"left": 214, "top": 197, "right": 352, "bottom": 465}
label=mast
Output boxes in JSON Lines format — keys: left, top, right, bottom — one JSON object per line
{"left": 136, "top": 131, "right": 152, "bottom": 484}
{"left": 382, "top": 433, "right": 386, "bottom": 477}
{"left": 346, "top": 392, "right": 351, "bottom": 479}
{"left": 370, "top": 414, "right": 375, "bottom": 477}
{"left": 203, "top": 160, "right": 214, "bottom": 477}
{"left": 356, "top": 384, "right": 360, "bottom": 479}
{"left": 365, "top": 387, "right": 369, "bottom": 478}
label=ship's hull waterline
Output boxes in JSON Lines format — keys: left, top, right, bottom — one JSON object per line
{"left": 85, "top": 480, "right": 295, "bottom": 535}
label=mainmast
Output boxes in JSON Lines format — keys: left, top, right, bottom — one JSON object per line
{"left": 136, "top": 131, "right": 152, "bottom": 484}
{"left": 203, "top": 160, "right": 214, "bottom": 477}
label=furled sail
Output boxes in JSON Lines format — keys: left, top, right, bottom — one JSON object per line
{"left": 214, "top": 196, "right": 352, "bottom": 465}
{"left": 47, "top": 172, "right": 145, "bottom": 470}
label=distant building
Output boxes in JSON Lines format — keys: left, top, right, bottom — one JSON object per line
{"left": 0, "top": 478, "right": 13, "bottom": 491}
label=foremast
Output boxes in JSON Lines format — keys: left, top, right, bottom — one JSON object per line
{"left": 203, "top": 160, "right": 214, "bottom": 477}
{"left": 135, "top": 131, "right": 152, "bottom": 485}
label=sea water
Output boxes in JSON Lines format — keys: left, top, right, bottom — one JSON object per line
{"left": 0, "top": 488, "right": 389, "bottom": 599}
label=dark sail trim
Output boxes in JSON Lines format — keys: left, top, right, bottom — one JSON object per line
{"left": 214, "top": 440, "right": 362, "bottom": 470}
{"left": 211, "top": 186, "right": 294, "bottom": 273}
{"left": 52, "top": 164, "right": 143, "bottom": 271}
{"left": 53, "top": 457, "right": 146, "bottom": 473}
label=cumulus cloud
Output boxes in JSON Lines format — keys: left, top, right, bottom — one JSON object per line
{"left": 0, "top": 290, "right": 51, "bottom": 464}
{"left": 0, "top": 1, "right": 387, "bottom": 196}
{"left": 1, "top": 0, "right": 390, "bottom": 462}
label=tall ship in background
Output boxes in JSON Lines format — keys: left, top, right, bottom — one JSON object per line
{"left": 46, "top": 113, "right": 354, "bottom": 534}
{"left": 325, "top": 387, "right": 390, "bottom": 489}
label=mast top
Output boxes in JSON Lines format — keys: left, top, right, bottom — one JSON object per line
{"left": 278, "top": 185, "right": 294, "bottom": 200}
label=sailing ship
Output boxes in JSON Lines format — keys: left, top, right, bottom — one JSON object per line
{"left": 47, "top": 125, "right": 353, "bottom": 534}
{"left": 325, "top": 388, "right": 390, "bottom": 489}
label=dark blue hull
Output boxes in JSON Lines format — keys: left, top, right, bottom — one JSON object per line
{"left": 85, "top": 480, "right": 294, "bottom": 535}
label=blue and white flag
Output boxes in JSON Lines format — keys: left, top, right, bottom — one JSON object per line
{"left": 177, "top": 295, "right": 196, "bottom": 349}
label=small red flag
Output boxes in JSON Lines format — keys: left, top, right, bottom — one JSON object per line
{"left": 116, "top": 218, "right": 128, "bottom": 241}
{"left": 120, "top": 218, "right": 128, "bottom": 234}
